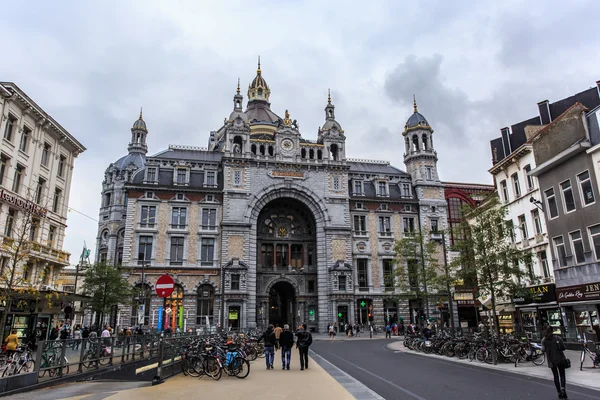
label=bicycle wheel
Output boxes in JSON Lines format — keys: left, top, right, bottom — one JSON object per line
{"left": 207, "top": 358, "right": 222, "bottom": 381}
{"left": 476, "top": 347, "right": 488, "bottom": 363}
{"left": 233, "top": 357, "right": 250, "bottom": 379}
{"left": 580, "top": 350, "right": 586, "bottom": 371}
{"left": 82, "top": 352, "right": 96, "bottom": 369}
{"left": 23, "top": 359, "right": 35, "bottom": 372}
{"left": 2, "top": 363, "right": 14, "bottom": 377}
{"left": 532, "top": 350, "right": 545, "bottom": 366}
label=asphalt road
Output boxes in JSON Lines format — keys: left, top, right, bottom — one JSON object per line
{"left": 311, "top": 339, "right": 600, "bottom": 400}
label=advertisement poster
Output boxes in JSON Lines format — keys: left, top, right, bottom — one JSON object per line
{"left": 157, "top": 306, "right": 163, "bottom": 332}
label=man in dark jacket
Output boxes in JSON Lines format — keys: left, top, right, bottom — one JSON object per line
{"left": 295, "top": 323, "right": 313, "bottom": 370}
{"left": 260, "top": 324, "right": 277, "bottom": 369}
{"left": 279, "top": 324, "right": 294, "bottom": 370}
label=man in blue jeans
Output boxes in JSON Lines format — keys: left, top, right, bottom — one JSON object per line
{"left": 260, "top": 324, "right": 277, "bottom": 369}
{"left": 279, "top": 324, "right": 294, "bottom": 370}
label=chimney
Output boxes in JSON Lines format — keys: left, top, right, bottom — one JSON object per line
{"left": 537, "top": 100, "right": 551, "bottom": 125}
{"left": 501, "top": 127, "right": 512, "bottom": 157}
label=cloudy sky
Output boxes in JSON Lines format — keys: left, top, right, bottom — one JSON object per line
{"left": 1, "top": 0, "right": 598, "bottom": 262}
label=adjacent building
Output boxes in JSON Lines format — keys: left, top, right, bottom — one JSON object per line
{"left": 0, "top": 82, "right": 86, "bottom": 340}
{"left": 96, "top": 63, "right": 491, "bottom": 332}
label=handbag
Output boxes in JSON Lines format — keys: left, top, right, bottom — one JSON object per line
{"left": 563, "top": 358, "right": 571, "bottom": 369}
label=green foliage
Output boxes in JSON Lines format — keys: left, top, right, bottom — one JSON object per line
{"left": 82, "top": 263, "right": 133, "bottom": 316}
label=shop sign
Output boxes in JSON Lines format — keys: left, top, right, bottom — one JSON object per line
{"left": 513, "top": 283, "right": 556, "bottom": 305}
{"left": 557, "top": 282, "right": 600, "bottom": 303}
{"left": 228, "top": 311, "right": 238, "bottom": 320}
{"left": 498, "top": 313, "right": 513, "bottom": 325}
{"left": 0, "top": 189, "right": 48, "bottom": 217}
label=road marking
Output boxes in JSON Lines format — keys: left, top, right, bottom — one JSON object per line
{"left": 316, "top": 350, "right": 426, "bottom": 400}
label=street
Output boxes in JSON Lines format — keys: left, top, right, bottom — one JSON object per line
{"left": 310, "top": 339, "right": 600, "bottom": 400}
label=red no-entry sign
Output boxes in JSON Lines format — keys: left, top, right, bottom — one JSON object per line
{"left": 155, "top": 274, "right": 175, "bottom": 298}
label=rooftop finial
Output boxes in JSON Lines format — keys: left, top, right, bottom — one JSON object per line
{"left": 139, "top": 107, "right": 143, "bottom": 119}
{"left": 413, "top": 95, "right": 418, "bottom": 113}
{"left": 236, "top": 78, "right": 240, "bottom": 95}
{"left": 257, "top": 55, "right": 261, "bottom": 74}
{"left": 328, "top": 88, "right": 331, "bottom": 104}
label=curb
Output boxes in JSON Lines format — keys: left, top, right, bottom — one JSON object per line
{"left": 386, "top": 342, "right": 600, "bottom": 393}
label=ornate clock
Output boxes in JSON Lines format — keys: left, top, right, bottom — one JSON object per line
{"left": 281, "top": 139, "right": 294, "bottom": 152}
{"left": 278, "top": 226, "right": 287, "bottom": 237}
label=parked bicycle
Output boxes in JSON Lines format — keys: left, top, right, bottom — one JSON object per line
{"left": 2, "top": 345, "right": 35, "bottom": 377}
{"left": 579, "top": 337, "right": 600, "bottom": 371}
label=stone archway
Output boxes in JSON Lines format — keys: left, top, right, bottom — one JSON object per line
{"left": 268, "top": 280, "right": 297, "bottom": 328}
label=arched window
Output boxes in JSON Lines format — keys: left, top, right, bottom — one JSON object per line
{"left": 422, "top": 134, "right": 428, "bottom": 150}
{"left": 131, "top": 283, "right": 151, "bottom": 327}
{"left": 309, "top": 149, "right": 314, "bottom": 159}
{"left": 251, "top": 144, "right": 257, "bottom": 155}
{"left": 268, "top": 146, "right": 274, "bottom": 156}
{"left": 412, "top": 135, "right": 419, "bottom": 152}
{"left": 260, "top": 144, "right": 265, "bottom": 155}
{"left": 163, "top": 284, "right": 184, "bottom": 332}
{"left": 258, "top": 89, "right": 263, "bottom": 97}
{"left": 196, "top": 284, "right": 214, "bottom": 326}
{"left": 317, "top": 150, "right": 323, "bottom": 160}
{"left": 330, "top": 144, "right": 339, "bottom": 161}
{"left": 301, "top": 148, "right": 306, "bottom": 158}
{"left": 233, "top": 135, "right": 243, "bottom": 153}
{"left": 405, "top": 137, "right": 410, "bottom": 154}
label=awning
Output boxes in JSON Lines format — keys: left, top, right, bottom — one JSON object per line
{"left": 515, "top": 301, "right": 558, "bottom": 309}
{"left": 558, "top": 300, "right": 600, "bottom": 307}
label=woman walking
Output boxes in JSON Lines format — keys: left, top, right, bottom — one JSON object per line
{"left": 541, "top": 326, "right": 568, "bottom": 399}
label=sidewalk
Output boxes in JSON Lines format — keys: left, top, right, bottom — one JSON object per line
{"left": 57, "top": 352, "right": 355, "bottom": 400}
{"left": 387, "top": 340, "right": 600, "bottom": 391}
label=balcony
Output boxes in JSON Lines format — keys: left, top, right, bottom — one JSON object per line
{"left": 430, "top": 232, "right": 443, "bottom": 240}
{"left": 379, "top": 231, "right": 393, "bottom": 237}
{"left": 542, "top": 276, "right": 554, "bottom": 283}
{"left": 535, "top": 234, "right": 545, "bottom": 243}
{"left": 27, "top": 241, "right": 70, "bottom": 265}
{"left": 520, "top": 238, "right": 530, "bottom": 248}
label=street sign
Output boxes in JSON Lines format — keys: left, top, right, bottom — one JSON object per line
{"left": 156, "top": 274, "right": 175, "bottom": 298}
{"left": 309, "top": 310, "right": 314, "bottom": 315}
{"left": 360, "top": 301, "right": 366, "bottom": 308}
{"left": 337, "top": 313, "right": 343, "bottom": 318}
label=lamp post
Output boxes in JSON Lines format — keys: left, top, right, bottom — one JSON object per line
{"left": 139, "top": 261, "right": 149, "bottom": 327}
{"left": 441, "top": 231, "right": 455, "bottom": 336}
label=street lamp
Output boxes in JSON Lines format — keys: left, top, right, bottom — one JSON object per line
{"left": 530, "top": 197, "right": 544, "bottom": 212}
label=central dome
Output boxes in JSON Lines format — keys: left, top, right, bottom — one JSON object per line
{"left": 247, "top": 56, "right": 271, "bottom": 103}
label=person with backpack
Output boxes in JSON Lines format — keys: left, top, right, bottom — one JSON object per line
{"left": 295, "top": 323, "right": 313, "bottom": 370}
{"left": 385, "top": 323, "right": 392, "bottom": 338}
{"left": 259, "top": 324, "right": 277, "bottom": 369}
{"left": 541, "top": 325, "right": 569, "bottom": 399}
{"left": 279, "top": 324, "right": 294, "bottom": 370}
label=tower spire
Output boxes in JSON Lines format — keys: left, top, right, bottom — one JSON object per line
{"left": 236, "top": 78, "right": 240, "bottom": 95}
{"left": 328, "top": 88, "right": 331, "bottom": 104}
{"left": 139, "top": 107, "right": 143, "bottom": 119}
{"left": 413, "top": 95, "right": 418, "bottom": 113}
{"left": 257, "top": 55, "right": 261, "bottom": 74}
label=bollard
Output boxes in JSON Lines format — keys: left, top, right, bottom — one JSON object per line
{"left": 78, "top": 339, "right": 86, "bottom": 373}
{"left": 152, "top": 336, "right": 164, "bottom": 385}
{"left": 58, "top": 340, "right": 67, "bottom": 377}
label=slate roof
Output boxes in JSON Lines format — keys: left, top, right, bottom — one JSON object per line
{"left": 151, "top": 147, "right": 223, "bottom": 163}
{"left": 245, "top": 100, "right": 281, "bottom": 124}
{"left": 348, "top": 161, "right": 408, "bottom": 176}
{"left": 113, "top": 153, "right": 145, "bottom": 171}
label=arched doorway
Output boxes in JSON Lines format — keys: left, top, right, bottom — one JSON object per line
{"left": 269, "top": 281, "right": 296, "bottom": 328}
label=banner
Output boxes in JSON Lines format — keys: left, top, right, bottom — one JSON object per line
{"left": 178, "top": 306, "right": 184, "bottom": 331}
{"left": 157, "top": 306, "right": 163, "bottom": 332}
{"left": 137, "top": 305, "right": 145, "bottom": 324}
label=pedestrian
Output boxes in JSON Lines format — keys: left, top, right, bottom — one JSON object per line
{"left": 385, "top": 323, "right": 392, "bottom": 339}
{"left": 101, "top": 325, "right": 111, "bottom": 346}
{"left": 541, "top": 325, "right": 569, "bottom": 399}
{"left": 274, "top": 324, "right": 283, "bottom": 347}
{"left": 259, "top": 324, "right": 277, "bottom": 369}
{"left": 355, "top": 323, "right": 361, "bottom": 337}
{"left": 333, "top": 322, "right": 338, "bottom": 334}
{"left": 4, "top": 330, "right": 19, "bottom": 358}
{"left": 279, "top": 324, "right": 294, "bottom": 370}
{"left": 328, "top": 323, "right": 335, "bottom": 340}
{"left": 73, "top": 325, "right": 82, "bottom": 350}
{"left": 295, "top": 323, "right": 313, "bottom": 371}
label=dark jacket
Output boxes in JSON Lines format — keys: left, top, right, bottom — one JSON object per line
{"left": 261, "top": 328, "right": 277, "bottom": 347}
{"left": 296, "top": 329, "right": 313, "bottom": 348}
{"left": 541, "top": 334, "right": 566, "bottom": 368}
{"left": 279, "top": 330, "right": 294, "bottom": 348}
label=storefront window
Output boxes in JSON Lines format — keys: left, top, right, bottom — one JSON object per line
{"left": 163, "top": 285, "right": 184, "bottom": 332}
{"left": 196, "top": 285, "right": 214, "bottom": 326}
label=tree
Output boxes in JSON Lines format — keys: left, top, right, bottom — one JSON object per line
{"left": 81, "top": 262, "right": 133, "bottom": 326}
{"left": 394, "top": 229, "right": 453, "bottom": 324}
{"left": 452, "top": 195, "right": 532, "bottom": 339}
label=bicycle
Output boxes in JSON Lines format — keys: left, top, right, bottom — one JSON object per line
{"left": 579, "top": 338, "right": 600, "bottom": 371}
{"left": 2, "top": 345, "right": 35, "bottom": 377}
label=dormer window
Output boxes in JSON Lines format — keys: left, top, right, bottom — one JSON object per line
{"left": 175, "top": 168, "right": 188, "bottom": 185}
{"left": 205, "top": 171, "right": 216, "bottom": 187}
{"left": 258, "top": 89, "right": 263, "bottom": 97}
{"left": 377, "top": 181, "right": 388, "bottom": 197}
{"left": 401, "top": 183, "right": 411, "bottom": 198}
{"left": 146, "top": 167, "right": 157, "bottom": 183}
{"left": 353, "top": 180, "right": 364, "bottom": 196}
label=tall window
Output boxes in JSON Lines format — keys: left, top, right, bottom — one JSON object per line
{"left": 12, "top": 164, "right": 24, "bottom": 193}
{"left": 379, "top": 216, "right": 391, "bottom": 236}
{"left": 506, "top": 220, "right": 515, "bottom": 243}
{"left": 353, "top": 215, "right": 367, "bottom": 235}
{"left": 354, "top": 180, "right": 363, "bottom": 195}
{"left": 146, "top": 167, "right": 157, "bottom": 182}
{"left": 402, "top": 183, "right": 411, "bottom": 197}
{"left": 291, "top": 244, "right": 303, "bottom": 269}
{"left": 408, "top": 259, "right": 419, "bottom": 291}
{"left": 383, "top": 259, "right": 394, "bottom": 290}
{"left": 430, "top": 218, "right": 439, "bottom": 232}
{"left": 538, "top": 251, "right": 550, "bottom": 278}
{"left": 403, "top": 217, "right": 415, "bottom": 234}
{"left": 48, "top": 225, "right": 56, "bottom": 247}
{"left": 338, "top": 275, "right": 347, "bottom": 291}
{"left": 500, "top": 180, "right": 509, "bottom": 202}
{"left": 524, "top": 165, "right": 534, "bottom": 190}
{"left": 261, "top": 244, "right": 274, "bottom": 267}
{"left": 560, "top": 179, "right": 576, "bottom": 213}
{"left": 176, "top": 168, "right": 187, "bottom": 184}
{"left": 35, "top": 177, "right": 46, "bottom": 204}
{"left": 0, "top": 154, "right": 8, "bottom": 186}
{"left": 200, "top": 238, "right": 214, "bottom": 265}
{"left": 377, "top": 181, "right": 387, "bottom": 196}
{"left": 138, "top": 236, "right": 153, "bottom": 264}
{"left": 170, "top": 237, "right": 185, "bottom": 265}
{"left": 512, "top": 173, "right": 521, "bottom": 198}
{"left": 553, "top": 236, "right": 567, "bottom": 268}
{"left": 275, "top": 244, "right": 288, "bottom": 267}
{"left": 171, "top": 207, "right": 187, "bottom": 229}
{"left": 53, "top": 188, "right": 62, "bottom": 213}
{"left": 58, "top": 155, "right": 66, "bottom": 178}
{"left": 19, "top": 127, "right": 30, "bottom": 153}
{"left": 544, "top": 188, "right": 559, "bottom": 219}
{"left": 233, "top": 170, "right": 241, "bottom": 186}
{"left": 140, "top": 205, "right": 156, "bottom": 227}
{"left": 201, "top": 208, "right": 217, "bottom": 230}
{"left": 531, "top": 209, "right": 543, "bottom": 235}
{"left": 569, "top": 231, "right": 585, "bottom": 264}
{"left": 3, "top": 114, "right": 16, "bottom": 141}
{"left": 205, "top": 171, "right": 216, "bottom": 187}
{"left": 41, "top": 143, "right": 51, "bottom": 167}
{"left": 426, "top": 167, "right": 433, "bottom": 180}
{"left": 577, "top": 170, "right": 595, "bottom": 206}
{"left": 589, "top": 225, "right": 600, "bottom": 261}
{"left": 231, "top": 274, "right": 240, "bottom": 290}
{"left": 29, "top": 218, "right": 39, "bottom": 241}
{"left": 518, "top": 214, "right": 528, "bottom": 240}
{"left": 357, "top": 259, "right": 368, "bottom": 288}
{"left": 4, "top": 209, "right": 15, "bottom": 237}
{"left": 197, "top": 285, "right": 214, "bottom": 325}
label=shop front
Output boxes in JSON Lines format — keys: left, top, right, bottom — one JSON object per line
{"left": 557, "top": 282, "right": 600, "bottom": 342}
{"left": 514, "top": 283, "right": 562, "bottom": 340}
{"left": 454, "top": 291, "right": 480, "bottom": 330}
{"left": 498, "top": 311, "right": 515, "bottom": 334}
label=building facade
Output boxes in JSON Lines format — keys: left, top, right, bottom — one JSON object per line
{"left": 0, "top": 82, "right": 86, "bottom": 340}
{"left": 97, "top": 64, "right": 488, "bottom": 332}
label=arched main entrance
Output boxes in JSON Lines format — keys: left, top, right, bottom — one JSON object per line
{"left": 269, "top": 281, "right": 296, "bottom": 328}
